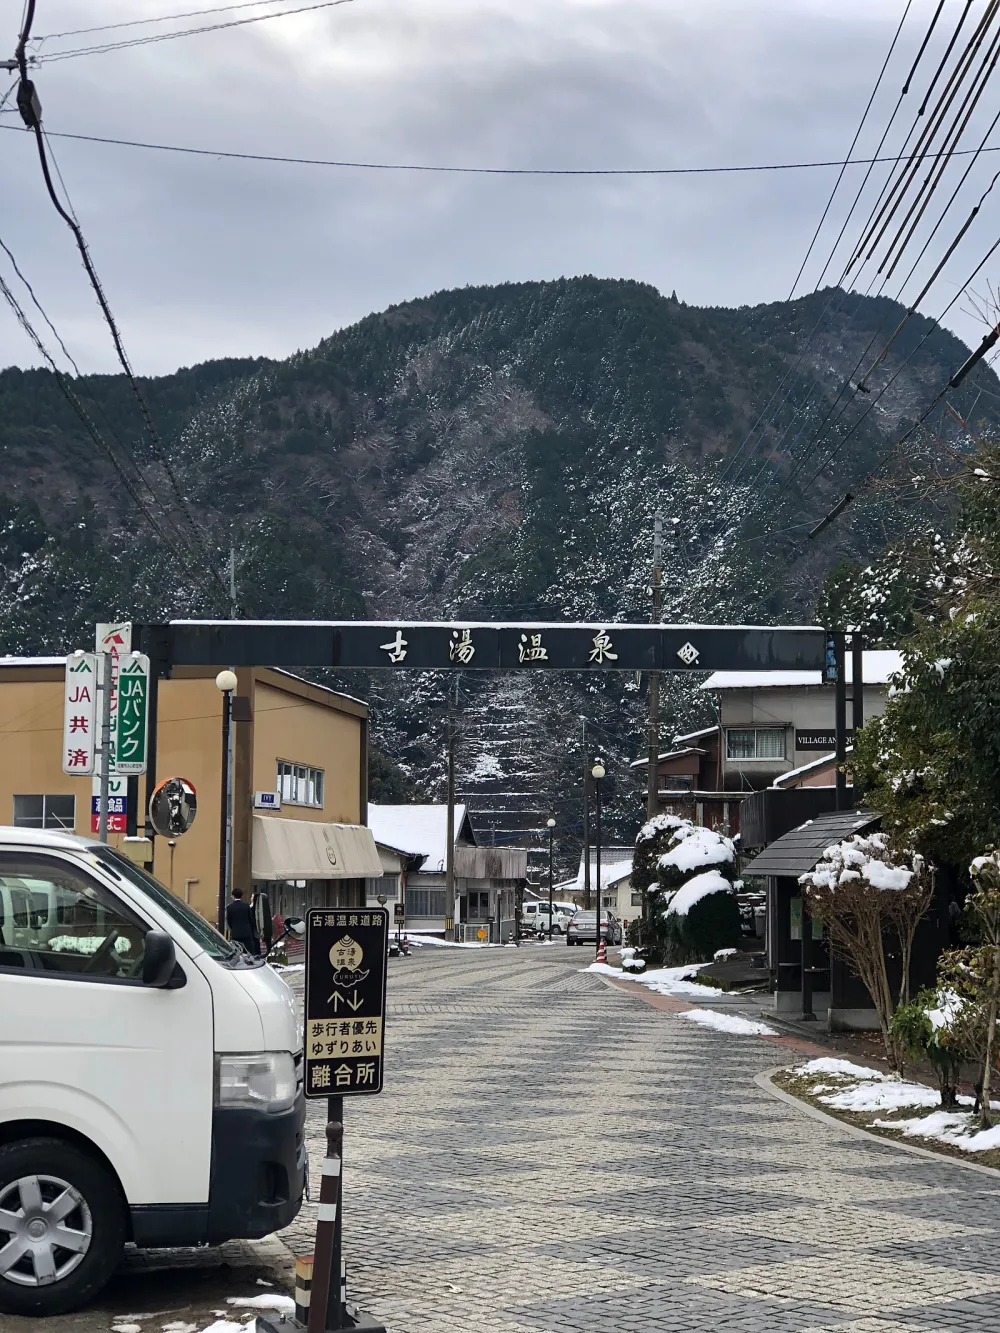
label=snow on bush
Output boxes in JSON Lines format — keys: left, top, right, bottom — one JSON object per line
{"left": 657, "top": 825, "right": 735, "bottom": 877}
{"left": 683, "top": 1009, "right": 775, "bottom": 1036}
{"left": 664, "top": 870, "right": 733, "bottom": 918}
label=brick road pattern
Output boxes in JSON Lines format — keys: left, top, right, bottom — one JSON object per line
{"left": 281, "top": 946, "right": 1000, "bottom": 1333}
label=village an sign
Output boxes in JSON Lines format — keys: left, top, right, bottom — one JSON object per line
{"left": 141, "top": 621, "right": 826, "bottom": 673}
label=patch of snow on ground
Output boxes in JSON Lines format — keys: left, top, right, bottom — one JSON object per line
{"left": 796, "top": 1057, "right": 888, "bottom": 1080}
{"left": 200, "top": 1322, "right": 247, "bottom": 1333}
{"left": 228, "top": 1294, "right": 295, "bottom": 1312}
{"left": 161, "top": 1322, "right": 198, "bottom": 1333}
{"left": 406, "top": 934, "right": 500, "bottom": 949}
{"left": 874, "top": 1110, "right": 1000, "bottom": 1152}
{"left": 111, "top": 1325, "right": 142, "bottom": 1333}
{"left": 819, "top": 1080, "right": 940, "bottom": 1113}
{"left": 585, "top": 961, "right": 724, "bottom": 996}
{"left": 683, "top": 1009, "right": 777, "bottom": 1036}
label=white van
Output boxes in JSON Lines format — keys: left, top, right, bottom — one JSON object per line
{"left": 0, "top": 827, "right": 305, "bottom": 1317}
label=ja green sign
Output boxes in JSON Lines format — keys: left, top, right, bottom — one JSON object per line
{"left": 114, "top": 653, "right": 150, "bottom": 775}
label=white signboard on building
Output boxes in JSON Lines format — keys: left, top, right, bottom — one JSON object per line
{"left": 62, "top": 653, "right": 98, "bottom": 776}
{"left": 254, "top": 791, "right": 281, "bottom": 811}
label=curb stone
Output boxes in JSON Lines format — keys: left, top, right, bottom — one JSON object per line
{"left": 755, "top": 1066, "right": 1000, "bottom": 1180}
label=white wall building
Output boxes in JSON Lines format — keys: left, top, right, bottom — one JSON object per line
{"left": 366, "top": 804, "right": 527, "bottom": 939}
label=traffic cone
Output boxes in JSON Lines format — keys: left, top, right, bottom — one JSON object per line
{"left": 596, "top": 936, "right": 607, "bottom": 964}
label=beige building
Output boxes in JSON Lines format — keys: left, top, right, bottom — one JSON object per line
{"left": 0, "top": 658, "right": 379, "bottom": 925}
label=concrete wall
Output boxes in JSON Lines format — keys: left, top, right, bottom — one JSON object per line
{"left": 719, "top": 683, "right": 888, "bottom": 785}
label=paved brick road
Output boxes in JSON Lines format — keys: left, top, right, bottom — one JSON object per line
{"left": 281, "top": 944, "right": 1000, "bottom": 1333}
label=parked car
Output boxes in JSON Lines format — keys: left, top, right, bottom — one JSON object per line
{"left": 566, "top": 909, "right": 622, "bottom": 946}
{"left": 533, "top": 904, "right": 576, "bottom": 935}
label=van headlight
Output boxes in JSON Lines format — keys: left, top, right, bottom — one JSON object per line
{"left": 215, "top": 1052, "right": 298, "bottom": 1113}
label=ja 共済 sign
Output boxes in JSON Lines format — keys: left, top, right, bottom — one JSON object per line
{"left": 62, "top": 652, "right": 99, "bottom": 776}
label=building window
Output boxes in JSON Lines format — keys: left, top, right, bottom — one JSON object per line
{"left": 276, "top": 761, "right": 325, "bottom": 808}
{"left": 726, "top": 728, "right": 785, "bottom": 760}
{"left": 406, "top": 888, "right": 447, "bottom": 918}
{"left": 631, "top": 890, "right": 643, "bottom": 906}
{"left": 466, "top": 891, "right": 490, "bottom": 919}
{"left": 13, "top": 795, "right": 75, "bottom": 830}
{"left": 366, "top": 875, "right": 398, "bottom": 899}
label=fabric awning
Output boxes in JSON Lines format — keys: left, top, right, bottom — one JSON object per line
{"left": 252, "top": 816, "right": 382, "bottom": 881}
{"left": 742, "top": 808, "right": 880, "bottom": 879}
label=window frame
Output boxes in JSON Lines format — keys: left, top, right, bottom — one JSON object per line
{"left": 13, "top": 794, "right": 76, "bottom": 831}
{"left": 725, "top": 727, "right": 787, "bottom": 761}
{"left": 0, "top": 851, "right": 154, "bottom": 986}
{"left": 276, "top": 760, "right": 325, "bottom": 809}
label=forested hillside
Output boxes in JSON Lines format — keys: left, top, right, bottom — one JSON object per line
{"left": 1, "top": 277, "right": 994, "bottom": 867}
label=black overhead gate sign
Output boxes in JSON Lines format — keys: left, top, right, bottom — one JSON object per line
{"left": 304, "top": 907, "right": 389, "bottom": 1098}
{"left": 145, "top": 621, "right": 827, "bottom": 673}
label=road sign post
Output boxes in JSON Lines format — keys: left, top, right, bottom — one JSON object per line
{"left": 302, "top": 907, "right": 388, "bottom": 1333}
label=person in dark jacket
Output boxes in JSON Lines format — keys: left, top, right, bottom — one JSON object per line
{"left": 251, "top": 887, "right": 273, "bottom": 956}
{"left": 226, "top": 887, "right": 259, "bottom": 955}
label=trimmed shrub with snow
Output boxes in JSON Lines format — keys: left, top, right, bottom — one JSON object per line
{"left": 633, "top": 815, "right": 739, "bottom": 963}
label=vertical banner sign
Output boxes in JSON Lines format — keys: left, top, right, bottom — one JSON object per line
{"left": 92, "top": 775, "right": 128, "bottom": 833}
{"left": 304, "top": 906, "right": 388, "bottom": 1098}
{"left": 114, "top": 653, "right": 150, "bottom": 775}
{"left": 95, "top": 622, "right": 131, "bottom": 775}
{"left": 62, "top": 653, "right": 98, "bottom": 776}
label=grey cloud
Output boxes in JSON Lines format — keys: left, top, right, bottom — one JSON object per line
{"left": 0, "top": 0, "right": 990, "bottom": 374}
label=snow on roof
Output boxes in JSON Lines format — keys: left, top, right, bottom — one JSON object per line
{"left": 0, "top": 656, "right": 66, "bottom": 667}
{"left": 367, "top": 804, "right": 469, "bottom": 872}
{"left": 701, "top": 650, "right": 902, "bottom": 692}
{"left": 672, "top": 724, "right": 718, "bottom": 745}
{"left": 267, "top": 667, "right": 368, "bottom": 708}
{"left": 574, "top": 846, "right": 632, "bottom": 891}
{"left": 628, "top": 746, "right": 704, "bottom": 771}
{"left": 771, "top": 746, "right": 854, "bottom": 789}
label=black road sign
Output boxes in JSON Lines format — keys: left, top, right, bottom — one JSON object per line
{"left": 147, "top": 620, "right": 826, "bottom": 673}
{"left": 393, "top": 902, "right": 405, "bottom": 921}
{"left": 304, "top": 907, "right": 388, "bottom": 1098}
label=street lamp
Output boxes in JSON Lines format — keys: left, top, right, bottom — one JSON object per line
{"left": 591, "top": 762, "right": 605, "bottom": 959}
{"left": 546, "top": 818, "right": 556, "bottom": 940}
{"left": 215, "top": 669, "right": 237, "bottom": 931}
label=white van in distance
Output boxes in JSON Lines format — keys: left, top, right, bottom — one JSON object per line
{"left": 0, "top": 827, "right": 305, "bottom": 1317}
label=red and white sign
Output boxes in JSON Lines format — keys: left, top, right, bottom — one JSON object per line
{"left": 95, "top": 622, "right": 131, "bottom": 776}
{"left": 62, "top": 652, "right": 98, "bottom": 776}
{"left": 91, "top": 775, "right": 127, "bottom": 833}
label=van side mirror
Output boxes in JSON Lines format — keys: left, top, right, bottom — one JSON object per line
{"left": 142, "top": 930, "right": 177, "bottom": 988}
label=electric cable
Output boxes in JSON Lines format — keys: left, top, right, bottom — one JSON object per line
{"left": 733, "top": 1, "right": 1000, "bottom": 489}
{"left": 32, "top": 0, "right": 305, "bottom": 43}
{"left": 14, "top": 0, "right": 230, "bottom": 604}
{"left": 0, "top": 270, "right": 208, "bottom": 580}
{"left": 7, "top": 121, "right": 1000, "bottom": 179}
{"left": 32, "top": 0, "right": 357, "bottom": 63}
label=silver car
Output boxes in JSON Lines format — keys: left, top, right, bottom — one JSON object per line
{"left": 566, "top": 910, "right": 622, "bottom": 946}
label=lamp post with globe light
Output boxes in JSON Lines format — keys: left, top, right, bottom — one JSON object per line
{"left": 215, "top": 669, "right": 237, "bottom": 931}
{"left": 546, "top": 817, "right": 556, "bottom": 940}
{"left": 591, "top": 761, "right": 605, "bottom": 958}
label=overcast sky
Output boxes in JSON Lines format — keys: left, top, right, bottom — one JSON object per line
{"left": 1, "top": 0, "right": 997, "bottom": 375}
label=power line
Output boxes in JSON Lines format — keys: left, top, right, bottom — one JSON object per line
{"left": 5, "top": 120, "right": 1000, "bottom": 178}
{"left": 32, "top": 0, "right": 358, "bottom": 63}
{"left": 14, "top": 0, "right": 230, "bottom": 606}
{"left": 31, "top": 0, "right": 306, "bottom": 42}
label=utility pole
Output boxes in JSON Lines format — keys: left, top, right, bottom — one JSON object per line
{"left": 97, "top": 652, "right": 112, "bottom": 843}
{"left": 228, "top": 547, "right": 238, "bottom": 618}
{"left": 647, "top": 513, "right": 663, "bottom": 820}
{"left": 445, "top": 677, "right": 458, "bottom": 942}
{"left": 584, "top": 719, "right": 592, "bottom": 917}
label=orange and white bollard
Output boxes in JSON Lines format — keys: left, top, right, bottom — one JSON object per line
{"left": 596, "top": 936, "right": 607, "bottom": 964}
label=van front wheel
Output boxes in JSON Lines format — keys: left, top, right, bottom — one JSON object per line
{"left": 0, "top": 1137, "right": 126, "bottom": 1317}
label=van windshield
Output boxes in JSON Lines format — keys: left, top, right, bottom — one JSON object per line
{"left": 89, "top": 848, "right": 236, "bottom": 961}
